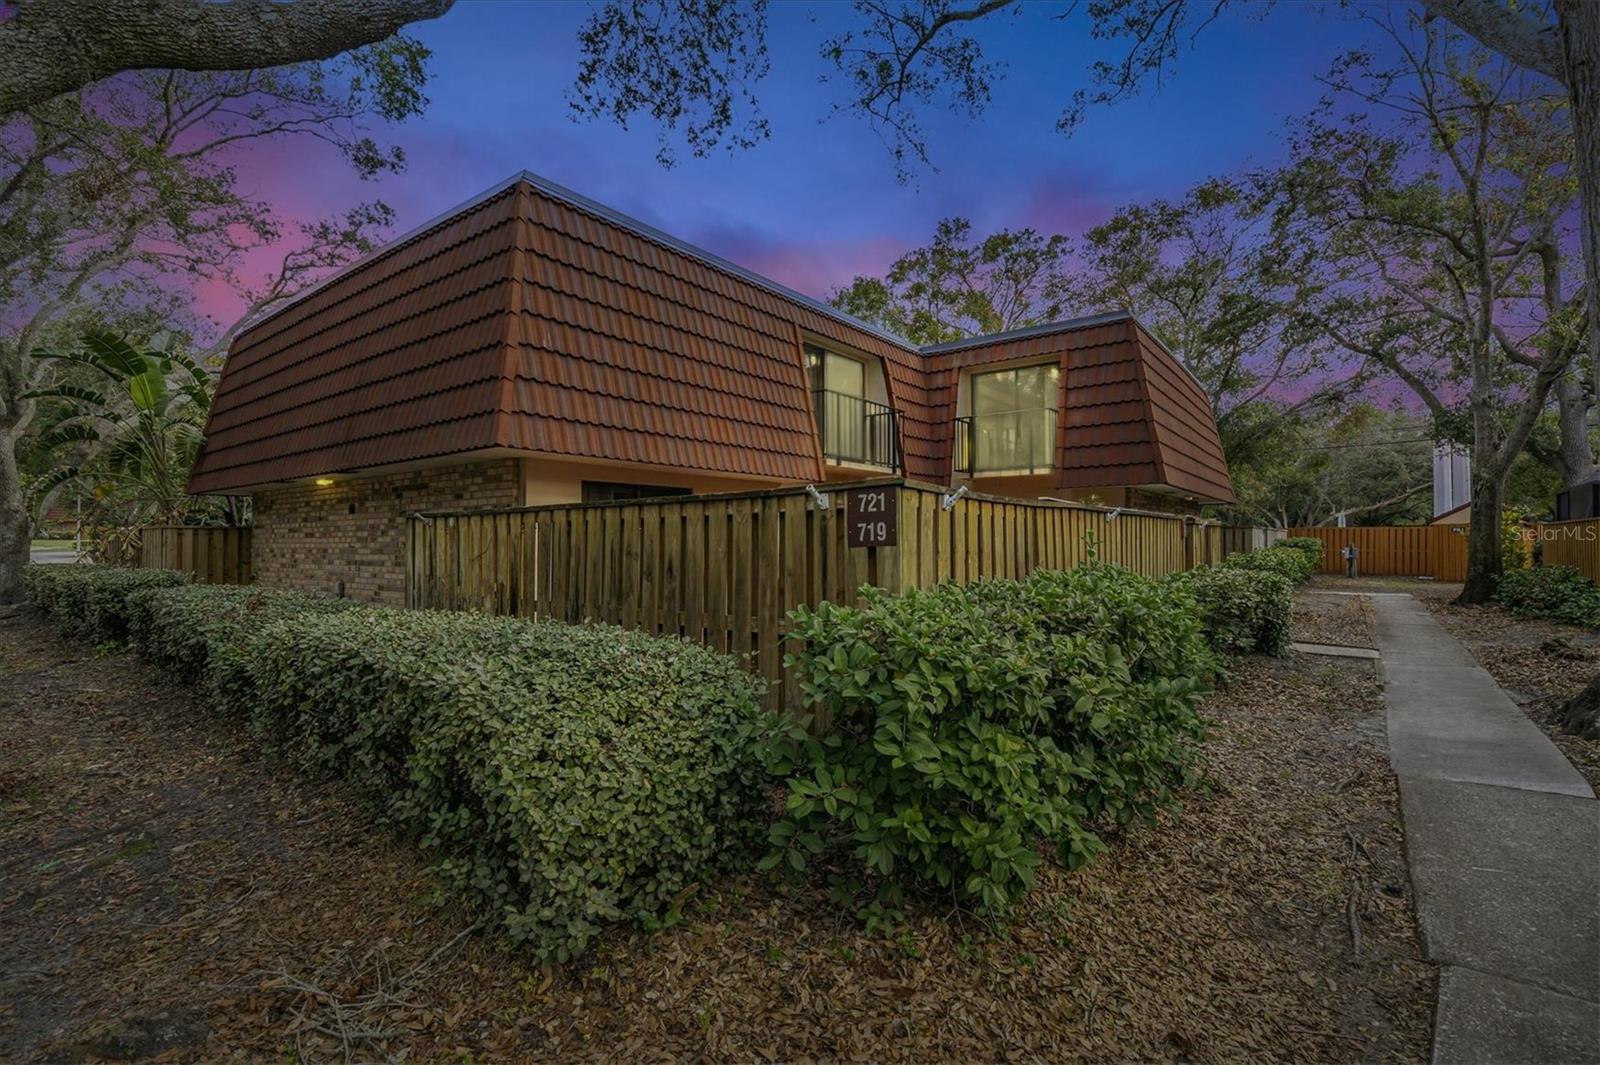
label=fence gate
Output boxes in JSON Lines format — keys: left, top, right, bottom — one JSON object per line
{"left": 406, "top": 478, "right": 1222, "bottom": 713}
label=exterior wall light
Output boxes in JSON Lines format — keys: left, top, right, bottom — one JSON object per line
{"left": 315, "top": 477, "right": 335, "bottom": 486}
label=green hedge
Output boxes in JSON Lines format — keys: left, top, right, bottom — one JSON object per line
{"left": 1167, "top": 566, "right": 1294, "bottom": 657}
{"left": 22, "top": 564, "right": 191, "bottom": 643}
{"left": 1279, "top": 536, "right": 1326, "bottom": 567}
{"left": 1495, "top": 565, "right": 1600, "bottom": 627}
{"left": 25, "top": 566, "right": 770, "bottom": 962}
{"left": 124, "top": 584, "right": 365, "bottom": 711}
{"left": 766, "top": 563, "right": 1213, "bottom": 915}
{"left": 1222, "top": 543, "right": 1318, "bottom": 584}
{"left": 237, "top": 610, "right": 769, "bottom": 960}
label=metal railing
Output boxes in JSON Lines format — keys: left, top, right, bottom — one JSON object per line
{"left": 811, "top": 389, "right": 900, "bottom": 469}
{"left": 954, "top": 409, "right": 1056, "bottom": 475}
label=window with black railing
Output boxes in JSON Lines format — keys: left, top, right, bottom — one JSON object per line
{"left": 956, "top": 364, "right": 1059, "bottom": 475}
{"left": 955, "top": 409, "right": 1057, "bottom": 474}
{"left": 812, "top": 388, "right": 901, "bottom": 468}
{"left": 806, "top": 343, "right": 900, "bottom": 469}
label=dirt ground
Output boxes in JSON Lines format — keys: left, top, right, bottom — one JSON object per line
{"left": 1293, "top": 591, "right": 1378, "bottom": 648}
{"left": 0, "top": 607, "right": 1432, "bottom": 1062}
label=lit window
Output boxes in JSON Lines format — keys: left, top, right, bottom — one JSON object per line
{"left": 806, "top": 344, "right": 897, "bottom": 467}
{"left": 965, "top": 364, "right": 1058, "bottom": 474}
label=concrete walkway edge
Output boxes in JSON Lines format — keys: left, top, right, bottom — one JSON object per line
{"left": 1370, "top": 594, "right": 1600, "bottom": 1064}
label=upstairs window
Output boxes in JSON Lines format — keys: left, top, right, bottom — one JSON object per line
{"left": 965, "top": 364, "right": 1058, "bottom": 474}
{"left": 806, "top": 344, "right": 898, "bottom": 468}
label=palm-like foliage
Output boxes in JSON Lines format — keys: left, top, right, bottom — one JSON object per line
{"left": 23, "top": 332, "right": 212, "bottom": 525}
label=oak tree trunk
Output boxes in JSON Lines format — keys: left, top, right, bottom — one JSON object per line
{"left": 0, "top": 425, "right": 31, "bottom": 604}
{"left": 1557, "top": 671, "right": 1600, "bottom": 739}
{"left": 1555, "top": 0, "right": 1600, "bottom": 413}
{"left": 1457, "top": 478, "right": 1504, "bottom": 605}
{"left": 1554, "top": 374, "right": 1599, "bottom": 488}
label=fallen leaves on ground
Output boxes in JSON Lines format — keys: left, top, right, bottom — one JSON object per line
{"left": 0, "top": 611, "right": 1432, "bottom": 1062}
{"left": 1293, "top": 592, "right": 1378, "bottom": 648}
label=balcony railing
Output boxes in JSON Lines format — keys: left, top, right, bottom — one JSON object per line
{"left": 812, "top": 389, "right": 900, "bottom": 470}
{"left": 955, "top": 409, "right": 1056, "bottom": 475}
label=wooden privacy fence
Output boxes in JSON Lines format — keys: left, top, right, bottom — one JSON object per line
{"left": 406, "top": 478, "right": 1222, "bottom": 712}
{"left": 1285, "top": 525, "right": 1468, "bottom": 581}
{"left": 139, "top": 526, "right": 252, "bottom": 584}
{"left": 1531, "top": 518, "right": 1600, "bottom": 581}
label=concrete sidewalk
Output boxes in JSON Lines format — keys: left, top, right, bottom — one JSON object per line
{"left": 1371, "top": 594, "right": 1600, "bottom": 1064}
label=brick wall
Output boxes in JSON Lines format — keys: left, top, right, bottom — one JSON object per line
{"left": 251, "top": 459, "right": 521, "bottom": 606}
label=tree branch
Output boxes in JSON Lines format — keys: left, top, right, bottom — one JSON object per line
{"left": 1419, "top": 0, "right": 1564, "bottom": 84}
{"left": 0, "top": 0, "right": 453, "bottom": 114}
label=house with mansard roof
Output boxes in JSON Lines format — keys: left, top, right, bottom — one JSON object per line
{"left": 187, "top": 171, "right": 1234, "bottom": 604}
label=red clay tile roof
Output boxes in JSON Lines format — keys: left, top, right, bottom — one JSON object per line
{"left": 923, "top": 317, "right": 1235, "bottom": 503}
{"left": 188, "top": 172, "right": 1231, "bottom": 503}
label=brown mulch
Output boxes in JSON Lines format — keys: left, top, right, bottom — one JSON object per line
{"left": 1305, "top": 575, "right": 1457, "bottom": 600}
{"left": 1294, "top": 592, "right": 1378, "bottom": 648}
{"left": 0, "top": 612, "right": 1433, "bottom": 1062}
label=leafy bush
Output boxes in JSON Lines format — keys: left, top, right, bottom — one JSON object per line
{"left": 1167, "top": 565, "right": 1294, "bottom": 657}
{"left": 27, "top": 571, "right": 769, "bottom": 963}
{"left": 1495, "top": 566, "right": 1600, "bottom": 627}
{"left": 236, "top": 609, "right": 770, "bottom": 961}
{"left": 766, "top": 564, "right": 1212, "bottom": 915}
{"left": 1223, "top": 544, "right": 1317, "bottom": 584}
{"left": 22, "top": 564, "right": 190, "bottom": 642}
{"left": 1501, "top": 509, "right": 1532, "bottom": 570}
{"left": 124, "top": 584, "right": 363, "bottom": 710}
{"left": 1279, "top": 536, "right": 1326, "bottom": 569}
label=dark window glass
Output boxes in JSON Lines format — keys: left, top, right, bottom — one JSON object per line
{"left": 581, "top": 481, "right": 694, "bottom": 502}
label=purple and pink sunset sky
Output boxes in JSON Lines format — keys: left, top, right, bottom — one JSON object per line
{"left": 206, "top": 2, "right": 1388, "bottom": 332}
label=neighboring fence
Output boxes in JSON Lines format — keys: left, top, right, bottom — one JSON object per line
{"left": 1285, "top": 525, "right": 1468, "bottom": 581}
{"left": 1531, "top": 518, "right": 1600, "bottom": 581}
{"left": 406, "top": 478, "right": 1222, "bottom": 712}
{"left": 1220, "top": 525, "right": 1285, "bottom": 558}
{"left": 139, "top": 525, "right": 252, "bottom": 584}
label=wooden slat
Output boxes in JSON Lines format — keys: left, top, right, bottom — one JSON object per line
{"left": 137, "top": 526, "right": 251, "bottom": 585}
{"left": 402, "top": 481, "right": 1225, "bottom": 711}
{"left": 1532, "top": 519, "right": 1600, "bottom": 580}
{"left": 1282, "top": 525, "right": 1469, "bottom": 580}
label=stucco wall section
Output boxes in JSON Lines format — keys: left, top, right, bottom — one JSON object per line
{"left": 251, "top": 459, "right": 521, "bottom": 606}
{"left": 519, "top": 455, "right": 784, "bottom": 505}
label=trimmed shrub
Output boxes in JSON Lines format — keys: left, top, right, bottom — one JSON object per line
{"left": 1495, "top": 565, "right": 1600, "bottom": 627}
{"left": 22, "top": 564, "right": 190, "bottom": 642}
{"left": 1223, "top": 544, "right": 1317, "bottom": 584}
{"left": 1167, "top": 566, "right": 1294, "bottom": 657}
{"left": 1279, "top": 536, "right": 1326, "bottom": 569}
{"left": 236, "top": 609, "right": 770, "bottom": 961}
{"left": 25, "top": 571, "right": 769, "bottom": 962}
{"left": 124, "top": 584, "right": 364, "bottom": 709}
{"left": 767, "top": 563, "right": 1212, "bottom": 915}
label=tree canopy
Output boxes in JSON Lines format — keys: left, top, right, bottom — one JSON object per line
{"left": 0, "top": 34, "right": 437, "bottom": 599}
